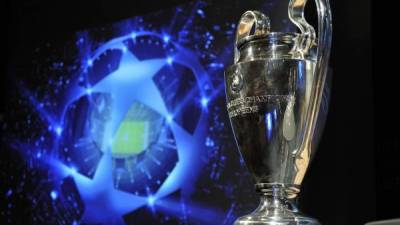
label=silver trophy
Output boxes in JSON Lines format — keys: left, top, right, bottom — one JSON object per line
{"left": 224, "top": 0, "right": 332, "bottom": 224}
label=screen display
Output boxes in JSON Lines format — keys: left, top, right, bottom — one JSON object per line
{"left": 3, "top": 1, "right": 295, "bottom": 224}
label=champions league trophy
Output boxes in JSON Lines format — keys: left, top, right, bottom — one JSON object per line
{"left": 224, "top": 0, "right": 332, "bottom": 224}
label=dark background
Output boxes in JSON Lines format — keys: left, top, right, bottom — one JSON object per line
{"left": 4, "top": 0, "right": 398, "bottom": 225}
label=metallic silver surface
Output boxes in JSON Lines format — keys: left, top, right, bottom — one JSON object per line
{"left": 224, "top": 1, "right": 332, "bottom": 223}
{"left": 226, "top": 58, "right": 315, "bottom": 192}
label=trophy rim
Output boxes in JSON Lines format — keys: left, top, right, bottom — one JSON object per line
{"left": 237, "top": 32, "right": 299, "bottom": 50}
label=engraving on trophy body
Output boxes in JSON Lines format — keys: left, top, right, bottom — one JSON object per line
{"left": 226, "top": 59, "right": 315, "bottom": 189}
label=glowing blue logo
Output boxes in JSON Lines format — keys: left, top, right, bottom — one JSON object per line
{"left": 49, "top": 31, "right": 213, "bottom": 224}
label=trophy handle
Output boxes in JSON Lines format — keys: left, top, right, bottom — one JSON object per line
{"left": 234, "top": 10, "right": 270, "bottom": 63}
{"left": 292, "top": 0, "right": 332, "bottom": 183}
{"left": 304, "top": 0, "right": 332, "bottom": 149}
{"left": 288, "top": 0, "right": 316, "bottom": 56}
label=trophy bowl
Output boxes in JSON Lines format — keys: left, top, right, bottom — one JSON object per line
{"left": 224, "top": 1, "right": 332, "bottom": 224}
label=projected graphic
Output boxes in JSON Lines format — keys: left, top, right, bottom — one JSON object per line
{"left": 53, "top": 28, "right": 215, "bottom": 224}
{"left": 2, "top": 1, "right": 286, "bottom": 224}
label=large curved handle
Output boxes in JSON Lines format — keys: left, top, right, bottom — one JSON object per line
{"left": 292, "top": 0, "right": 332, "bottom": 184}
{"left": 234, "top": 10, "right": 271, "bottom": 63}
{"left": 304, "top": 0, "right": 332, "bottom": 150}
{"left": 289, "top": 0, "right": 332, "bottom": 146}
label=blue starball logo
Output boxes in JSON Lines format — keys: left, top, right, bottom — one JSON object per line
{"left": 51, "top": 31, "right": 212, "bottom": 224}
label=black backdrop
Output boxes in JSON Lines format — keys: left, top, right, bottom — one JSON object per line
{"left": 4, "top": 0, "right": 397, "bottom": 225}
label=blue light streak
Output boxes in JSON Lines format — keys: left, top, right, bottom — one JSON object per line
{"left": 265, "top": 112, "right": 273, "bottom": 139}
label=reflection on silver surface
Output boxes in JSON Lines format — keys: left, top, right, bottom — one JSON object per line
{"left": 224, "top": 0, "right": 332, "bottom": 224}
{"left": 226, "top": 58, "right": 315, "bottom": 189}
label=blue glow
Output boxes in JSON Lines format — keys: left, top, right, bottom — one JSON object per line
{"left": 6, "top": 189, "right": 13, "bottom": 197}
{"left": 163, "top": 35, "right": 170, "bottom": 43}
{"left": 209, "top": 63, "right": 224, "bottom": 68}
{"left": 87, "top": 59, "right": 93, "bottom": 67}
{"left": 70, "top": 166, "right": 78, "bottom": 175}
{"left": 52, "top": 30, "right": 212, "bottom": 224}
{"left": 85, "top": 88, "right": 92, "bottom": 95}
{"left": 155, "top": 197, "right": 227, "bottom": 224}
{"left": 205, "top": 137, "right": 214, "bottom": 147}
{"left": 201, "top": 97, "right": 209, "bottom": 108}
{"left": 122, "top": 46, "right": 127, "bottom": 53}
{"left": 166, "top": 114, "right": 173, "bottom": 124}
{"left": 299, "top": 62, "right": 303, "bottom": 80}
{"left": 166, "top": 57, "right": 173, "bottom": 65}
{"left": 50, "top": 190, "right": 58, "bottom": 200}
{"left": 197, "top": 9, "right": 205, "bottom": 17}
{"left": 55, "top": 126, "right": 63, "bottom": 136}
{"left": 265, "top": 112, "right": 273, "bottom": 139}
{"left": 55, "top": 151, "right": 147, "bottom": 223}
{"left": 130, "top": 32, "right": 137, "bottom": 39}
{"left": 147, "top": 195, "right": 156, "bottom": 207}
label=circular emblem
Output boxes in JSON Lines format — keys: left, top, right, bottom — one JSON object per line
{"left": 231, "top": 71, "right": 243, "bottom": 93}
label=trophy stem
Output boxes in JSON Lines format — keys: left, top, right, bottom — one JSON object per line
{"left": 234, "top": 185, "right": 321, "bottom": 225}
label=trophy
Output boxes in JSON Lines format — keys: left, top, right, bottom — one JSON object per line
{"left": 224, "top": 0, "right": 332, "bottom": 224}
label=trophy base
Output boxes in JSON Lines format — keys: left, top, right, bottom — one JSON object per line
{"left": 234, "top": 185, "right": 321, "bottom": 225}
{"left": 234, "top": 213, "right": 320, "bottom": 225}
